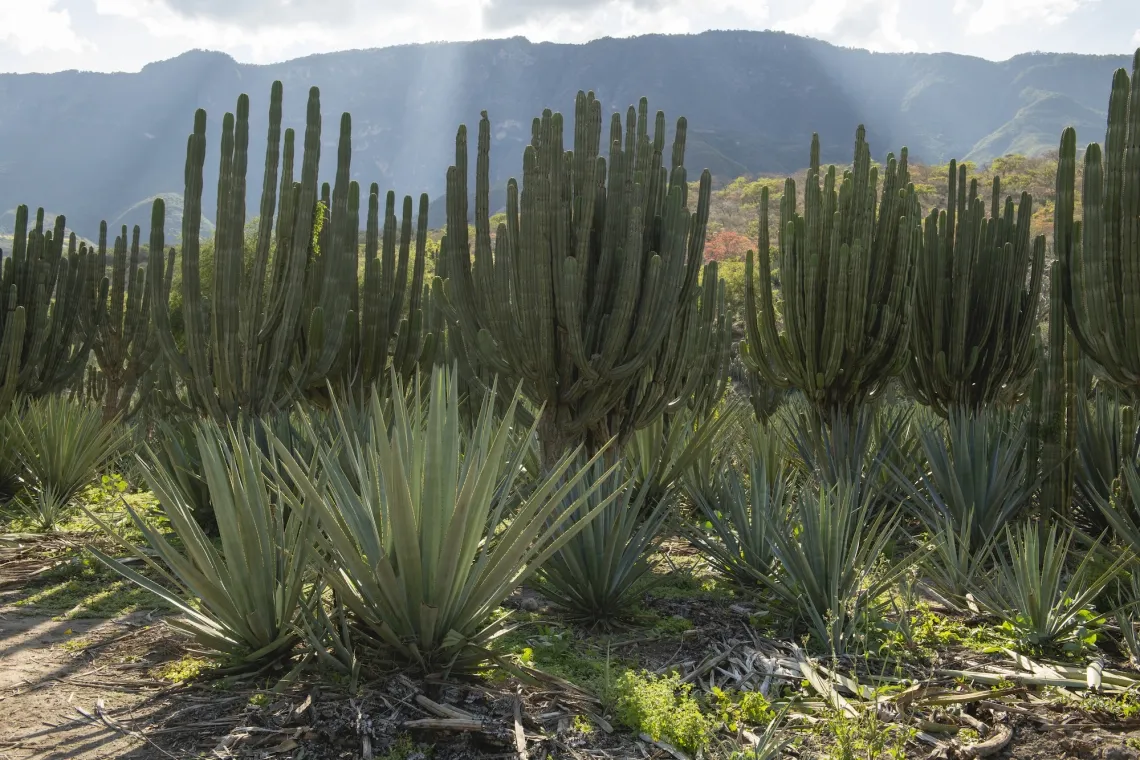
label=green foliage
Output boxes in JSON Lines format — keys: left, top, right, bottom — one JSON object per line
{"left": 12, "top": 395, "right": 130, "bottom": 531}
{"left": 275, "top": 367, "right": 617, "bottom": 671}
{"left": 0, "top": 405, "right": 24, "bottom": 505}
{"left": 1074, "top": 387, "right": 1137, "bottom": 532}
{"left": 899, "top": 408, "right": 1034, "bottom": 602}
{"left": 624, "top": 396, "right": 746, "bottom": 507}
{"left": 970, "top": 524, "right": 1129, "bottom": 650}
{"left": 537, "top": 457, "right": 671, "bottom": 625}
{"left": 685, "top": 433, "right": 791, "bottom": 587}
{"left": 824, "top": 710, "right": 913, "bottom": 760}
{"left": 610, "top": 670, "right": 715, "bottom": 753}
{"left": 87, "top": 419, "right": 320, "bottom": 662}
{"left": 761, "top": 481, "right": 918, "bottom": 654}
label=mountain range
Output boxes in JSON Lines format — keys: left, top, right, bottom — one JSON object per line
{"left": 0, "top": 30, "right": 1131, "bottom": 242}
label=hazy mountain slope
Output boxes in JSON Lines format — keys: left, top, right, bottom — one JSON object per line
{"left": 0, "top": 31, "right": 1130, "bottom": 240}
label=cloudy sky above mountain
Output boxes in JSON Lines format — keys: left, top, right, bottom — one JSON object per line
{"left": 2, "top": 0, "right": 1137, "bottom": 74}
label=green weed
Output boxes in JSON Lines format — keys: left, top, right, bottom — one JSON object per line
{"left": 609, "top": 670, "right": 716, "bottom": 753}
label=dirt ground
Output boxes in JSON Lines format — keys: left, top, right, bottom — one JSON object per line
{"left": 7, "top": 538, "right": 1140, "bottom": 759}
{"left": 0, "top": 608, "right": 185, "bottom": 759}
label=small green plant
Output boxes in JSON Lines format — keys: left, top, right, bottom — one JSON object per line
{"left": 825, "top": 710, "right": 913, "bottom": 760}
{"left": 13, "top": 396, "right": 131, "bottom": 531}
{"left": 1082, "top": 690, "right": 1140, "bottom": 719}
{"left": 572, "top": 714, "right": 595, "bottom": 734}
{"left": 378, "top": 734, "right": 432, "bottom": 760}
{"left": 707, "top": 686, "right": 775, "bottom": 732}
{"left": 970, "top": 524, "right": 1129, "bottom": 651}
{"left": 611, "top": 670, "right": 715, "bottom": 753}
{"left": 156, "top": 655, "right": 212, "bottom": 683}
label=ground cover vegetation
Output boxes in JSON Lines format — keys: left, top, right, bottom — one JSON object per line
{"left": 3, "top": 48, "right": 1140, "bottom": 760}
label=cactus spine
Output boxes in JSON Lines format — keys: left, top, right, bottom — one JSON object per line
{"left": 0, "top": 207, "right": 106, "bottom": 412}
{"left": 1059, "top": 49, "right": 1140, "bottom": 393}
{"left": 92, "top": 210, "right": 174, "bottom": 421}
{"left": 441, "top": 93, "right": 728, "bottom": 463}
{"left": 742, "top": 128, "right": 920, "bottom": 420}
{"left": 904, "top": 161, "right": 1046, "bottom": 416}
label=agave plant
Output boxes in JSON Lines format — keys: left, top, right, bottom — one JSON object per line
{"left": 13, "top": 395, "right": 131, "bottom": 531}
{"left": 537, "top": 456, "right": 671, "bottom": 626}
{"left": 1075, "top": 388, "right": 1138, "bottom": 532}
{"left": 685, "top": 432, "right": 793, "bottom": 587}
{"left": 897, "top": 407, "right": 1034, "bottom": 602}
{"left": 1093, "top": 459, "right": 1140, "bottom": 555}
{"left": 0, "top": 406, "right": 24, "bottom": 507}
{"left": 625, "top": 397, "right": 747, "bottom": 508}
{"left": 87, "top": 419, "right": 320, "bottom": 662}
{"left": 761, "top": 481, "right": 918, "bottom": 655}
{"left": 782, "top": 401, "right": 916, "bottom": 507}
{"left": 969, "top": 524, "right": 1129, "bottom": 649}
{"left": 275, "top": 367, "right": 618, "bottom": 672}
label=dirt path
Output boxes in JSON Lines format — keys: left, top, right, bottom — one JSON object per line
{"left": 0, "top": 607, "right": 185, "bottom": 760}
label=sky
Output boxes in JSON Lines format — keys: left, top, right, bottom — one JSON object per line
{"left": 1, "top": 0, "right": 1138, "bottom": 74}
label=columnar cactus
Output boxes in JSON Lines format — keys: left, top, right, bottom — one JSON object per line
{"left": 440, "top": 93, "right": 729, "bottom": 463}
{"left": 0, "top": 207, "right": 106, "bottom": 412}
{"left": 1033, "top": 262, "right": 1081, "bottom": 526}
{"left": 92, "top": 210, "right": 174, "bottom": 421}
{"left": 0, "top": 293, "right": 25, "bottom": 414}
{"left": 150, "top": 82, "right": 354, "bottom": 421}
{"left": 903, "top": 161, "right": 1046, "bottom": 416}
{"left": 326, "top": 187, "right": 436, "bottom": 393}
{"left": 1058, "top": 49, "right": 1140, "bottom": 393}
{"left": 741, "top": 128, "right": 920, "bottom": 420}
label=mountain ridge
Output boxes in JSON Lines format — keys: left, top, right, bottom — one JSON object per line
{"left": 0, "top": 31, "right": 1131, "bottom": 240}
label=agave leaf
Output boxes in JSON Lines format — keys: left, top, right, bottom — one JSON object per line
{"left": 894, "top": 407, "right": 1035, "bottom": 603}
{"left": 760, "top": 481, "right": 924, "bottom": 655}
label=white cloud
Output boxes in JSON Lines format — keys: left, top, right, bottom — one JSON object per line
{"left": 958, "top": 0, "right": 1089, "bottom": 35}
{"left": 94, "top": 0, "right": 481, "bottom": 62}
{"left": 0, "top": 0, "right": 1134, "bottom": 73}
{"left": 773, "top": 0, "right": 918, "bottom": 51}
{"left": 0, "top": 0, "right": 95, "bottom": 55}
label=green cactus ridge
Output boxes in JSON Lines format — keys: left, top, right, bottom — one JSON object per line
{"left": 440, "top": 91, "right": 729, "bottom": 462}
{"left": 904, "top": 160, "right": 1047, "bottom": 416}
{"left": 1059, "top": 49, "right": 1140, "bottom": 392}
{"left": 741, "top": 127, "right": 919, "bottom": 419}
